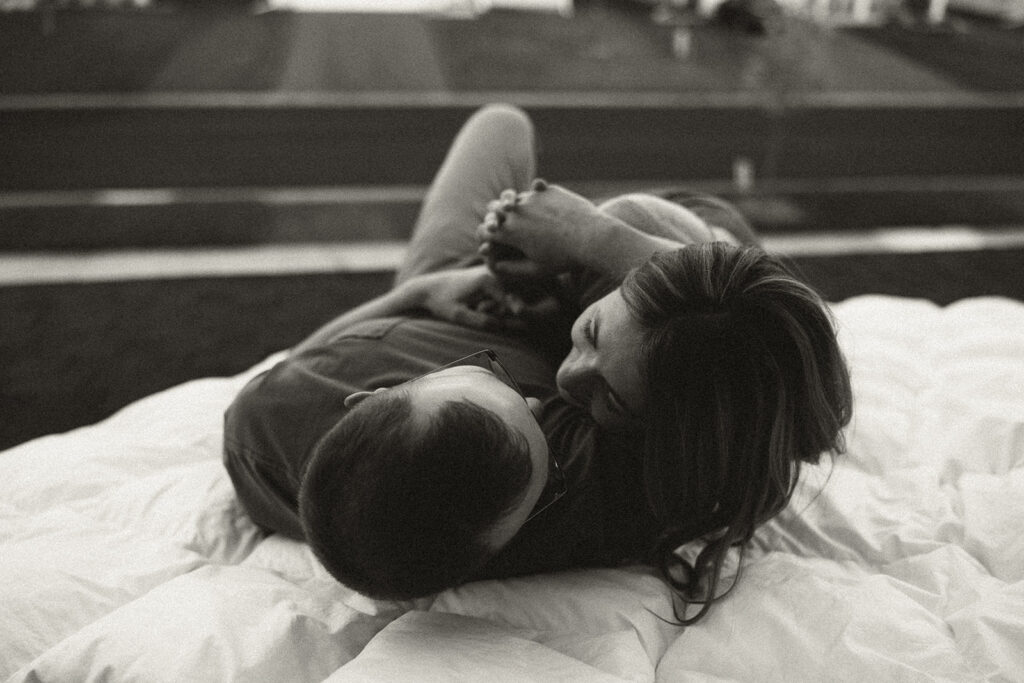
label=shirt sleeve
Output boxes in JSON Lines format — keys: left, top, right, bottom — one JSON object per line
{"left": 221, "top": 348, "right": 359, "bottom": 540}
{"left": 222, "top": 434, "right": 305, "bottom": 539}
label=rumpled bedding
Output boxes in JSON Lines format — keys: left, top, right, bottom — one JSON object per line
{"left": 2, "top": 294, "right": 1022, "bottom": 683}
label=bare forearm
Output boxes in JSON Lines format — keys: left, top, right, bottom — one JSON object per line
{"left": 292, "top": 281, "right": 423, "bottom": 355}
{"left": 579, "top": 212, "right": 686, "bottom": 281}
{"left": 482, "top": 184, "right": 691, "bottom": 284}
{"left": 292, "top": 266, "right": 514, "bottom": 353}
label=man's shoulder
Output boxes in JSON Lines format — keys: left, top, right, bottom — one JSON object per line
{"left": 311, "top": 316, "right": 408, "bottom": 344}
{"left": 222, "top": 344, "right": 358, "bottom": 474}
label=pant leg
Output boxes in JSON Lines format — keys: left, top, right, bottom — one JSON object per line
{"left": 658, "top": 190, "right": 762, "bottom": 246}
{"left": 597, "top": 192, "right": 761, "bottom": 247}
{"left": 394, "top": 104, "right": 537, "bottom": 284}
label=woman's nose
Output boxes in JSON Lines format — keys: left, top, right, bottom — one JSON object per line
{"left": 556, "top": 352, "right": 598, "bottom": 397}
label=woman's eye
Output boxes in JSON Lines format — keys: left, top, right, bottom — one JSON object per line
{"left": 583, "top": 317, "right": 596, "bottom": 346}
{"left": 606, "top": 393, "right": 626, "bottom": 417}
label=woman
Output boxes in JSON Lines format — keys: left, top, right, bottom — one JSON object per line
{"left": 476, "top": 161, "right": 852, "bottom": 624}
{"left": 229, "top": 102, "right": 850, "bottom": 622}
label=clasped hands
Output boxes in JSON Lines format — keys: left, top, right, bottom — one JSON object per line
{"left": 417, "top": 180, "right": 596, "bottom": 331}
{"left": 477, "top": 179, "right": 595, "bottom": 281}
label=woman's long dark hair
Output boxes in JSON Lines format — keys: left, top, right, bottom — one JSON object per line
{"left": 621, "top": 243, "right": 852, "bottom": 624}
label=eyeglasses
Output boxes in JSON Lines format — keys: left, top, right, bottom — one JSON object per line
{"left": 412, "top": 349, "right": 567, "bottom": 523}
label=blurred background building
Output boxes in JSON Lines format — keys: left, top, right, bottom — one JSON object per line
{"left": 1, "top": 0, "right": 1022, "bottom": 448}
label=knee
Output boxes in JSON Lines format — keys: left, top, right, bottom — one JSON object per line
{"left": 670, "top": 194, "right": 759, "bottom": 245}
{"left": 597, "top": 193, "right": 660, "bottom": 218}
{"left": 475, "top": 102, "right": 530, "bottom": 125}
{"left": 468, "top": 103, "right": 533, "bottom": 140}
{"left": 599, "top": 194, "right": 709, "bottom": 238}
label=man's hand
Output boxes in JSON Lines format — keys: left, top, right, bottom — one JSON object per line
{"left": 405, "top": 265, "right": 518, "bottom": 330}
{"left": 404, "top": 264, "right": 573, "bottom": 333}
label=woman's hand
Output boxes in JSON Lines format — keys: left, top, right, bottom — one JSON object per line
{"left": 477, "top": 181, "right": 601, "bottom": 280}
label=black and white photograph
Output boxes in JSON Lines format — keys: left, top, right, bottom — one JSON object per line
{"left": 2, "top": 0, "right": 1022, "bottom": 680}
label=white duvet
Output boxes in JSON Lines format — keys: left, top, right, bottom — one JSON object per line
{"left": 3, "top": 294, "right": 1022, "bottom": 683}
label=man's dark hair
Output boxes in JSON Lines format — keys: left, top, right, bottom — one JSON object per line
{"left": 298, "top": 389, "right": 533, "bottom": 600}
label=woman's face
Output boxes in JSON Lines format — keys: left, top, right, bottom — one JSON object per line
{"left": 556, "top": 289, "right": 647, "bottom": 431}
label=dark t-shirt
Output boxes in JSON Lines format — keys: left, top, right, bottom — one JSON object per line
{"left": 223, "top": 303, "right": 656, "bottom": 580}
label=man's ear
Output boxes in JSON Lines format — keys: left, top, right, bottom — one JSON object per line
{"left": 343, "top": 387, "right": 388, "bottom": 408}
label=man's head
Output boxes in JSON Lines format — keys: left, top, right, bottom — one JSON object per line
{"left": 298, "top": 352, "right": 559, "bottom": 600}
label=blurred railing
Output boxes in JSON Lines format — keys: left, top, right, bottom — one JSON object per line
{"left": 1, "top": 3, "right": 1022, "bottom": 450}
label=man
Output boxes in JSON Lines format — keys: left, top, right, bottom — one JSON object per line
{"left": 223, "top": 105, "right": 647, "bottom": 600}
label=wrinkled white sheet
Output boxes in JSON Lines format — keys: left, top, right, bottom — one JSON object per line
{"left": 2, "top": 295, "right": 1022, "bottom": 683}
